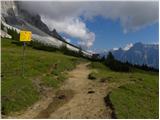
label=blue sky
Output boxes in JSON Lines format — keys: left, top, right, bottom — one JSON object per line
{"left": 87, "top": 16, "right": 159, "bottom": 51}
{"left": 62, "top": 16, "right": 158, "bottom": 52}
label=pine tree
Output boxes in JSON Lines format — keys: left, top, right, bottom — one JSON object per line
{"left": 105, "top": 52, "right": 115, "bottom": 66}
{"left": 1, "top": 23, "right": 4, "bottom": 30}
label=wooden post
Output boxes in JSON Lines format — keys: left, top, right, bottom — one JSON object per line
{"left": 22, "top": 42, "right": 26, "bottom": 78}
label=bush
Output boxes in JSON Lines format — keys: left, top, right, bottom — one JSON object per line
{"left": 88, "top": 72, "right": 97, "bottom": 80}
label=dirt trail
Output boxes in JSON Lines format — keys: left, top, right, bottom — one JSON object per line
{"left": 48, "top": 63, "right": 112, "bottom": 119}
{"left": 7, "top": 63, "right": 112, "bottom": 119}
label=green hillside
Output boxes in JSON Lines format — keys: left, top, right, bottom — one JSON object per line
{"left": 89, "top": 62, "right": 159, "bottom": 119}
{"left": 1, "top": 38, "right": 159, "bottom": 118}
{"left": 1, "top": 38, "right": 83, "bottom": 115}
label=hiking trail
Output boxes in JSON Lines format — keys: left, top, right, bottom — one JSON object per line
{"left": 7, "top": 62, "right": 113, "bottom": 119}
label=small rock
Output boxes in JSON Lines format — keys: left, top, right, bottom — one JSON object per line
{"left": 88, "top": 91, "right": 95, "bottom": 94}
{"left": 58, "top": 94, "right": 66, "bottom": 99}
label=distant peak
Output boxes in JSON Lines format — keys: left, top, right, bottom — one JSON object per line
{"left": 123, "top": 43, "right": 133, "bottom": 51}
{"left": 134, "top": 42, "right": 143, "bottom": 46}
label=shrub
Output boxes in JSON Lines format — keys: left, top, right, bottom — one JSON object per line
{"left": 88, "top": 72, "right": 97, "bottom": 80}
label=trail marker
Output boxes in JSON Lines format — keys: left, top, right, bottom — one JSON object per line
{"left": 20, "top": 30, "right": 32, "bottom": 77}
{"left": 20, "top": 31, "right": 32, "bottom": 42}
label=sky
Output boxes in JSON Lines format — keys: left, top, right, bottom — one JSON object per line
{"left": 86, "top": 16, "right": 159, "bottom": 52}
{"left": 18, "top": 1, "right": 159, "bottom": 52}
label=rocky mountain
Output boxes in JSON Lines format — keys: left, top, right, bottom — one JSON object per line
{"left": 110, "top": 42, "right": 159, "bottom": 69}
{"left": 99, "top": 42, "right": 159, "bottom": 69}
{"left": 1, "top": 1, "right": 65, "bottom": 40}
{"left": 1, "top": 1, "right": 92, "bottom": 57}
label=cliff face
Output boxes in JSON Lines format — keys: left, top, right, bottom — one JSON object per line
{"left": 1, "top": 0, "right": 18, "bottom": 23}
{"left": 1, "top": 0, "right": 18, "bottom": 17}
{"left": 1, "top": 1, "right": 92, "bottom": 57}
{"left": 1, "top": 1, "right": 64, "bottom": 40}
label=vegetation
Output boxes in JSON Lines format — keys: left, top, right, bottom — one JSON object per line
{"left": 1, "top": 24, "right": 158, "bottom": 118}
{"left": 58, "top": 43, "right": 89, "bottom": 59}
{"left": 30, "top": 40, "right": 58, "bottom": 52}
{"left": 91, "top": 53, "right": 100, "bottom": 61}
{"left": 128, "top": 62, "right": 159, "bottom": 72}
{"left": 110, "top": 74, "right": 159, "bottom": 118}
{"left": 1, "top": 38, "right": 83, "bottom": 115}
{"left": 105, "top": 52, "right": 130, "bottom": 72}
{"left": 1, "top": 22, "right": 5, "bottom": 30}
{"left": 88, "top": 72, "right": 97, "bottom": 80}
{"left": 29, "top": 39, "right": 87, "bottom": 59}
{"left": 1, "top": 23, "right": 20, "bottom": 41}
{"left": 1, "top": 22, "right": 88, "bottom": 60}
{"left": 7, "top": 28, "right": 20, "bottom": 41}
{"left": 93, "top": 52, "right": 159, "bottom": 73}
{"left": 89, "top": 62, "right": 159, "bottom": 119}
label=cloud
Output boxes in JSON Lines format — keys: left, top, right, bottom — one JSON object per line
{"left": 113, "top": 48, "right": 119, "bottom": 51}
{"left": 41, "top": 16, "right": 95, "bottom": 48}
{"left": 18, "top": 1, "right": 158, "bottom": 47}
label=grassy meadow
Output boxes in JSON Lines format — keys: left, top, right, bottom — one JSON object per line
{"left": 1, "top": 38, "right": 83, "bottom": 115}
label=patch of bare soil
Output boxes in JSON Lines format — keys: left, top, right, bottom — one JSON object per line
{"left": 35, "top": 90, "right": 74, "bottom": 119}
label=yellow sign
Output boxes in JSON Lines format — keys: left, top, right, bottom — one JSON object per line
{"left": 20, "top": 31, "right": 32, "bottom": 42}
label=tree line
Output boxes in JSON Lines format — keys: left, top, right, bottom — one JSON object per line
{"left": 1, "top": 23, "right": 159, "bottom": 72}
{"left": 1, "top": 23, "right": 20, "bottom": 41}
{"left": 1, "top": 23, "right": 86, "bottom": 58}
{"left": 94, "top": 52, "right": 158, "bottom": 72}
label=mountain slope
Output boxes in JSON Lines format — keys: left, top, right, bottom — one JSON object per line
{"left": 2, "top": 1, "right": 63, "bottom": 39}
{"left": 111, "top": 42, "right": 159, "bottom": 69}
{"left": 1, "top": 1, "right": 92, "bottom": 57}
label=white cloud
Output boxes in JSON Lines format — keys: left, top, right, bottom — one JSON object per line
{"left": 18, "top": 1, "right": 158, "bottom": 47}
{"left": 113, "top": 48, "right": 119, "bottom": 51}
{"left": 41, "top": 16, "right": 95, "bottom": 48}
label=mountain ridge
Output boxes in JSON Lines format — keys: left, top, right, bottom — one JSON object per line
{"left": 100, "top": 42, "right": 159, "bottom": 69}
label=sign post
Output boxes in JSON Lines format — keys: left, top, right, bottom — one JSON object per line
{"left": 20, "top": 31, "right": 32, "bottom": 77}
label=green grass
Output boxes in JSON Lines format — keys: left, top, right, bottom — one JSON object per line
{"left": 89, "top": 62, "right": 132, "bottom": 84}
{"left": 2, "top": 38, "right": 159, "bottom": 118}
{"left": 2, "top": 77, "right": 39, "bottom": 115}
{"left": 110, "top": 73, "right": 159, "bottom": 119}
{"left": 89, "top": 62, "right": 159, "bottom": 119}
{"left": 1, "top": 38, "right": 83, "bottom": 115}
